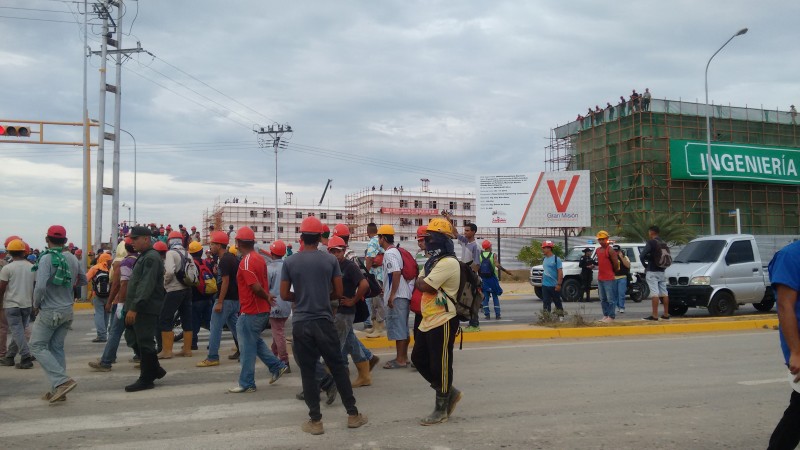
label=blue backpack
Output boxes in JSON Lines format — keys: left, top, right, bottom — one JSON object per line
{"left": 478, "top": 252, "right": 495, "bottom": 278}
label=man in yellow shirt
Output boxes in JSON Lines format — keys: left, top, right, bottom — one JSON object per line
{"left": 411, "top": 217, "right": 463, "bottom": 426}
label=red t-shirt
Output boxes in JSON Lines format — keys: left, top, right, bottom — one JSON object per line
{"left": 237, "top": 252, "right": 271, "bottom": 315}
{"left": 596, "top": 246, "right": 616, "bottom": 281}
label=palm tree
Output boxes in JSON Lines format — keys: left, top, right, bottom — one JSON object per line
{"left": 615, "top": 212, "right": 696, "bottom": 245}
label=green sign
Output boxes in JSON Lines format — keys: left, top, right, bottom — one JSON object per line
{"left": 670, "top": 139, "right": 800, "bottom": 185}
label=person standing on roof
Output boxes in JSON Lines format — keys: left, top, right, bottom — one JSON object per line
{"left": 198, "top": 230, "right": 240, "bottom": 367}
{"left": 158, "top": 230, "right": 194, "bottom": 359}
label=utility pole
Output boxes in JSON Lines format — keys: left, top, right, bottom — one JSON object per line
{"left": 91, "top": 0, "right": 145, "bottom": 250}
{"left": 255, "top": 123, "right": 293, "bottom": 241}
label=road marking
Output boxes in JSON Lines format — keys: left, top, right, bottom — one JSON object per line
{"left": 737, "top": 378, "right": 786, "bottom": 386}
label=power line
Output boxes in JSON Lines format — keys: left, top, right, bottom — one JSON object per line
{"left": 0, "top": 14, "right": 78, "bottom": 24}
{"left": 0, "top": 6, "right": 75, "bottom": 14}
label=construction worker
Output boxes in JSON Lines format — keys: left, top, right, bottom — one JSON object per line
{"left": 364, "top": 223, "right": 384, "bottom": 336}
{"left": 86, "top": 252, "right": 112, "bottom": 342}
{"left": 198, "top": 230, "right": 240, "bottom": 367}
{"left": 0, "top": 239, "right": 36, "bottom": 369}
{"left": 377, "top": 224, "right": 413, "bottom": 369}
{"left": 157, "top": 230, "right": 193, "bottom": 359}
{"left": 266, "top": 240, "right": 291, "bottom": 368}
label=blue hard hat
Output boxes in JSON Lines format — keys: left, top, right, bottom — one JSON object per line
{"left": 26, "top": 254, "right": 36, "bottom": 262}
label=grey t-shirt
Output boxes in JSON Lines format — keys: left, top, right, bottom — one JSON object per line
{"left": 458, "top": 236, "right": 481, "bottom": 265}
{"left": 282, "top": 250, "right": 342, "bottom": 324}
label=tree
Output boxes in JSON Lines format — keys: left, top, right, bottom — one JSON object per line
{"left": 615, "top": 212, "right": 696, "bottom": 246}
{"left": 517, "top": 239, "right": 565, "bottom": 267}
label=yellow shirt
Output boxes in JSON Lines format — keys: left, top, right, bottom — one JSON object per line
{"left": 418, "top": 257, "right": 459, "bottom": 332}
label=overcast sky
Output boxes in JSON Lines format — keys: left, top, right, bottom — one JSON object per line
{"left": 1, "top": 0, "right": 797, "bottom": 249}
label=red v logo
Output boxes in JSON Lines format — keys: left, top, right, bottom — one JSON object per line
{"left": 547, "top": 175, "right": 580, "bottom": 213}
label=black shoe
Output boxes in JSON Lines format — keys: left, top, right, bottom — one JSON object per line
{"left": 228, "top": 351, "right": 240, "bottom": 360}
{"left": 191, "top": 344, "right": 199, "bottom": 351}
{"left": 92, "top": 337, "right": 107, "bottom": 343}
{"left": 15, "top": 357, "right": 34, "bottom": 369}
{"left": 156, "top": 366, "right": 167, "bottom": 379}
{"left": 325, "top": 383, "right": 338, "bottom": 405}
{"left": 0, "top": 356, "right": 15, "bottom": 366}
{"left": 495, "top": 316, "right": 502, "bottom": 320}
{"left": 125, "top": 379, "right": 155, "bottom": 392}
{"left": 484, "top": 315, "right": 490, "bottom": 320}
{"left": 660, "top": 315, "right": 671, "bottom": 320}
{"left": 296, "top": 390, "right": 305, "bottom": 401}
{"left": 642, "top": 316, "right": 658, "bottom": 321}
{"left": 173, "top": 332, "right": 183, "bottom": 342}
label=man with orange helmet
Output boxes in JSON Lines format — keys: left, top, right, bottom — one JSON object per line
{"left": 266, "top": 240, "right": 291, "bottom": 369}
{"left": 280, "top": 216, "right": 367, "bottom": 434}
{"left": 0, "top": 239, "right": 36, "bottom": 369}
{"left": 157, "top": 230, "right": 194, "bottom": 359}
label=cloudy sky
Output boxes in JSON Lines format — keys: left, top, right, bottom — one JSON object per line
{"left": 0, "top": 0, "right": 797, "bottom": 249}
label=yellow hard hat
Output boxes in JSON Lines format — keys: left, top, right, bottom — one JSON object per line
{"left": 229, "top": 245, "right": 238, "bottom": 256}
{"left": 377, "top": 224, "right": 395, "bottom": 235}
{"left": 427, "top": 218, "right": 455, "bottom": 238}
{"left": 6, "top": 239, "right": 26, "bottom": 252}
{"left": 188, "top": 241, "right": 203, "bottom": 254}
{"left": 596, "top": 230, "right": 610, "bottom": 239}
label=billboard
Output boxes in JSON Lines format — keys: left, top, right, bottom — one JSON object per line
{"left": 670, "top": 139, "right": 800, "bottom": 185}
{"left": 477, "top": 171, "right": 591, "bottom": 228}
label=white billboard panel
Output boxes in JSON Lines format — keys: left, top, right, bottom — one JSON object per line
{"left": 477, "top": 171, "right": 591, "bottom": 228}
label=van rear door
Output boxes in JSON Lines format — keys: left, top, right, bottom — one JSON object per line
{"left": 722, "top": 239, "right": 761, "bottom": 302}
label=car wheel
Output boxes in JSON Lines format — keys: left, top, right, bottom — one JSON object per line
{"left": 668, "top": 304, "right": 689, "bottom": 316}
{"left": 561, "top": 279, "right": 582, "bottom": 302}
{"left": 752, "top": 298, "right": 775, "bottom": 312}
{"left": 708, "top": 291, "right": 736, "bottom": 316}
{"left": 534, "top": 286, "right": 543, "bottom": 300}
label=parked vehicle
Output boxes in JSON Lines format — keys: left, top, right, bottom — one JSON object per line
{"left": 529, "top": 243, "right": 648, "bottom": 302}
{"left": 665, "top": 234, "right": 773, "bottom": 316}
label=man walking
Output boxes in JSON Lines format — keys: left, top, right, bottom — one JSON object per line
{"left": 613, "top": 245, "right": 631, "bottom": 314}
{"left": 266, "top": 240, "right": 291, "bottom": 369}
{"left": 378, "top": 224, "right": 413, "bottom": 369}
{"left": 30, "top": 225, "right": 86, "bottom": 402}
{"left": 540, "top": 241, "right": 564, "bottom": 317}
{"left": 123, "top": 226, "right": 167, "bottom": 392}
{"left": 86, "top": 252, "right": 112, "bottom": 343}
{"left": 452, "top": 221, "right": 481, "bottom": 332}
{"left": 641, "top": 225, "right": 670, "bottom": 321}
{"left": 0, "top": 239, "right": 36, "bottom": 369}
{"left": 198, "top": 230, "right": 240, "bottom": 367}
{"left": 280, "top": 216, "right": 367, "bottom": 435}
{"left": 364, "top": 223, "right": 383, "bottom": 336}
{"left": 157, "top": 230, "right": 193, "bottom": 359}
{"left": 595, "top": 231, "right": 619, "bottom": 323}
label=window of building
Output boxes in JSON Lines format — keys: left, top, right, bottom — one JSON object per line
{"left": 295, "top": 226, "right": 300, "bottom": 233}
{"left": 264, "top": 210, "right": 271, "bottom": 218}
{"left": 449, "top": 201, "right": 457, "bottom": 210}
{"left": 462, "top": 220, "right": 470, "bottom": 226}
{"left": 308, "top": 212, "right": 315, "bottom": 217}
{"left": 249, "top": 210, "right": 257, "bottom": 217}
{"left": 463, "top": 202, "right": 471, "bottom": 210}
{"left": 277, "top": 226, "right": 284, "bottom": 233}
{"left": 277, "top": 211, "right": 284, "bottom": 219}
{"left": 414, "top": 200, "right": 423, "bottom": 208}
{"left": 335, "top": 213, "right": 343, "bottom": 220}
{"left": 414, "top": 218, "right": 423, "bottom": 226}
{"left": 250, "top": 225, "right": 257, "bottom": 232}
{"left": 295, "top": 212, "right": 303, "bottom": 219}
{"left": 262, "top": 226, "right": 267, "bottom": 232}
{"left": 429, "top": 200, "right": 437, "bottom": 209}
{"left": 347, "top": 213, "right": 355, "bottom": 220}
{"left": 400, "top": 200, "right": 409, "bottom": 207}
{"left": 320, "top": 213, "right": 327, "bottom": 220}
{"left": 266, "top": 226, "right": 271, "bottom": 232}
{"left": 400, "top": 236, "right": 409, "bottom": 241}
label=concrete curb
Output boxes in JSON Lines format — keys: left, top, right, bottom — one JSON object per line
{"left": 74, "top": 302, "right": 94, "bottom": 311}
{"left": 357, "top": 318, "right": 779, "bottom": 349}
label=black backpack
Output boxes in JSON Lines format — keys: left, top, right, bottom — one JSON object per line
{"left": 355, "top": 257, "right": 382, "bottom": 299}
{"left": 92, "top": 270, "right": 111, "bottom": 298}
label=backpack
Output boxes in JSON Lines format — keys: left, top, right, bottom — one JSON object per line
{"left": 441, "top": 256, "right": 482, "bottom": 321}
{"left": 396, "top": 245, "right": 419, "bottom": 281}
{"left": 356, "top": 257, "right": 382, "bottom": 298}
{"left": 92, "top": 269, "right": 111, "bottom": 298}
{"left": 654, "top": 239, "right": 673, "bottom": 269}
{"left": 195, "top": 260, "right": 217, "bottom": 295}
{"left": 175, "top": 249, "right": 199, "bottom": 287}
{"left": 478, "top": 252, "right": 495, "bottom": 278}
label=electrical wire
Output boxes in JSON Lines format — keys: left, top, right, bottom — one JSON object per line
{"left": 0, "top": 6, "right": 75, "bottom": 14}
{"left": 0, "top": 14, "right": 78, "bottom": 23}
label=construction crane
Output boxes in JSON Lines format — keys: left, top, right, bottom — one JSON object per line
{"left": 318, "top": 179, "right": 333, "bottom": 205}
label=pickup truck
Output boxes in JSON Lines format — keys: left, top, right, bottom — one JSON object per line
{"left": 529, "top": 243, "right": 648, "bottom": 302}
{"left": 665, "top": 234, "right": 774, "bottom": 316}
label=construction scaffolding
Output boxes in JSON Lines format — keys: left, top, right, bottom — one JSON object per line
{"left": 547, "top": 98, "right": 800, "bottom": 235}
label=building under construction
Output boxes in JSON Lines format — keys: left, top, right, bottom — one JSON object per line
{"left": 547, "top": 98, "right": 800, "bottom": 235}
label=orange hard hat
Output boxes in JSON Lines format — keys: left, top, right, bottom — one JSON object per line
{"left": 236, "top": 226, "right": 255, "bottom": 241}
{"left": 210, "top": 231, "right": 229, "bottom": 245}
{"left": 270, "top": 240, "right": 287, "bottom": 257}
{"left": 327, "top": 235, "right": 346, "bottom": 250}
{"left": 167, "top": 230, "right": 183, "bottom": 240}
{"left": 333, "top": 224, "right": 350, "bottom": 237}
{"left": 154, "top": 241, "right": 168, "bottom": 252}
{"left": 541, "top": 240, "right": 555, "bottom": 249}
{"left": 416, "top": 225, "right": 428, "bottom": 240}
{"left": 481, "top": 239, "right": 492, "bottom": 250}
{"left": 4, "top": 235, "right": 21, "bottom": 247}
{"left": 300, "top": 216, "right": 324, "bottom": 234}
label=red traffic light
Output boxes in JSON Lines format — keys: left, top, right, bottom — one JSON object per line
{"left": 0, "top": 125, "right": 30, "bottom": 137}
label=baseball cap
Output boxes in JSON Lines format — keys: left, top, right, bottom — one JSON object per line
{"left": 47, "top": 225, "right": 67, "bottom": 239}
{"left": 129, "top": 226, "right": 152, "bottom": 238}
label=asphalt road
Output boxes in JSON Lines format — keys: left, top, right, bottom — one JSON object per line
{"left": 0, "top": 311, "right": 791, "bottom": 449}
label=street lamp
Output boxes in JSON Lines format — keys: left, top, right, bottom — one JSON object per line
{"left": 121, "top": 202, "right": 131, "bottom": 224}
{"left": 705, "top": 27, "right": 748, "bottom": 235}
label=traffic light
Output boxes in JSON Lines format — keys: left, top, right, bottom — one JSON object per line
{"left": 0, "top": 125, "right": 30, "bottom": 137}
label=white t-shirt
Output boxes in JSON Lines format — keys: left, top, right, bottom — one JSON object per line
{"left": 0, "top": 260, "right": 35, "bottom": 309}
{"left": 382, "top": 247, "right": 413, "bottom": 304}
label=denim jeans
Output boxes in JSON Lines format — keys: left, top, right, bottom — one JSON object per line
{"left": 100, "top": 305, "right": 126, "bottom": 366}
{"left": 334, "top": 313, "right": 370, "bottom": 366}
{"left": 92, "top": 297, "right": 110, "bottom": 340}
{"left": 541, "top": 286, "right": 564, "bottom": 313}
{"left": 598, "top": 280, "right": 617, "bottom": 318}
{"left": 192, "top": 298, "right": 213, "bottom": 348}
{"left": 30, "top": 307, "right": 73, "bottom": 390}
{"left": 364, "top": 299, "right": 373, "bottom": 328}
{"left": 206, "top": 299, "right": 239, "bottom": 361}
{"left": 615, "top": 277, "right": 628, "bottom": 310}
{"left": 293, "top": 318, "right": 358, "bottom": 421}
{"left": 5, "top": 307, "right": 32, "bottom": 358}
{"left": 236, "top": 313, "right": 286, "bottom": 389}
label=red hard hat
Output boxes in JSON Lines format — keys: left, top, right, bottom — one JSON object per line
{"left": 191, "top": 226, "right": 197, "bottom": 231}
{"left": 4, "top": 235, "right": 22, "bottom": 247}
{"left": 210, "top": 231, "right": 229, "bottom": 245}
{"left": 24, "top": 242, "right": 31, "bottom": 254}
{"left": 167, "top": 231, "right": 183, "bottom": 240}
{"left": 299, "top": 216, "right": 324, "bottom": 234}
{"left": 333, "top": 224, "right": 350, "bottom": 237}
{"left": 416, "top": 226, "right": 428, "bottom": 239}
{"left": 154, "top": 241, "right": 168, "bottom": 252}
{"left": 124, "top": 236, "right": 133, "bottom": 245}
{"left": 47, "top": 225, "right": 67, "bottom": 239}
{"left": 481, "top": 239, "right": 492, "bottom": 250}
{"left": 270, "top": 240, "right": 287, "bottom": 257}
{"left": 75, "top": 249, "right": 83, "bottom": 257}
{"left": 236, "top": 226, "right": 255, "bottom": 241}
{"left": 541, "top": 240, "right": 555, "bottom": 249}
{"left": 327, "top": 235, "right": 346, "bottom": 249}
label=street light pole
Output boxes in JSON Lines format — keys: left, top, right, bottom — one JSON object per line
{"left": 705, "top": 27, "right": 748, "bottom": 235}
{"left": 92, "top": 120, "right": 137, "bottom": 225}
{"left": 254, "top": 124, "right": 292, "bottom": 241}
{"left": 121, "top": 202, "right": 131, "bottom": 224}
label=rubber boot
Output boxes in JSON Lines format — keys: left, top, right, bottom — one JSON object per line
{"left": 447, "top": 387, "right": 462, "bottom": 417}
{"left": 420, "top": 392, "right": 449, "bottom": 426}
{"left": 351, "top": 361, "right": 372, "bottom": 388}
{"left": 126, "top": 353, "right": 155, "bottom": 392}
{"left": 175, "top": 332, "right": 193, "bottom": 357}
{"left": 157, "top": 331, "right": 174, "bottom": 359}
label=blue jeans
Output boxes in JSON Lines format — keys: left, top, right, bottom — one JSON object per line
{"left": 206, "top": 299, "right": 239, "bottom": 361}
{"left": 598, "top": 280, "right": 617, "bottom": 318}
{"left": 364, "top": 300, "right": 373, "bottom": 328}
{"left": 5, "top": 307, "right": 32, "bottom": 358}
{"left": 334, "top": 313, "right": 371, "bottom": 366}
{"left": 541, "top": 286, "right": 564, "bottom": 313}
{"left": 92, "top": 297, "right": 110, "bottom": 340}
{"left": 30, "top": 307, "right": 73, "bottom": 390}
{"left": 615, "top": 277, "right": 628, "bottom": 310}
{"left": 100, "top": 305, "right": 126, "bottom": 366}
{"left": 192, "top": 298, "right": 213, "bottom": 348}
{"left": 236, "top": 313, "right": 286, "bottom": 389}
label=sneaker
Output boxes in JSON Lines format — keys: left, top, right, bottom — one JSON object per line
{"left": 270, "top": 365, "right": 289, "bottom": 385}
{"left": 50, "top": 379, "right": 77, "bottom": 402}
{"left": 484, "top": 315, "right": 490, "bottom": 320}
{"left": 619, "top": 308, "right": 625, "bottom": 314}
{"left": 15, "top": 357, "right": 33, "bottom": 369}
{"left": 227, "top": 386, "right": 256, "bottom": 393}
{"left": 228, "top": 351, "right": 240, "bottom": 360}
{"left": 196, "top": 359, "right": 220, "bottom": 367}
{"left": 42, "top": 392, "right": 66, "bottom": 402}
{"left": 301, "top": 420, "right": 324, "bottom": 435}
{"left": 660, "top": 315, "right": 671, "bottom": 320}
{"left": 0, "top": 356, "right": 15, "bottom": 366}
{"left": 88, "top": 361, "right": 112, "bottom": 372}
{"left": 495, "top": 316, "right": 502, "bottom": 320}
{"left": 92, "top": 337, "right": 107, "bottom": 343}
{"left": 347, "top": 413, "right": 368, "bottom": 429}
{"left": 462, "top": 326, "right": 480, "bottom": 333}
{"left": 643, "top": 316, "right": 659, "bottom": 321}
